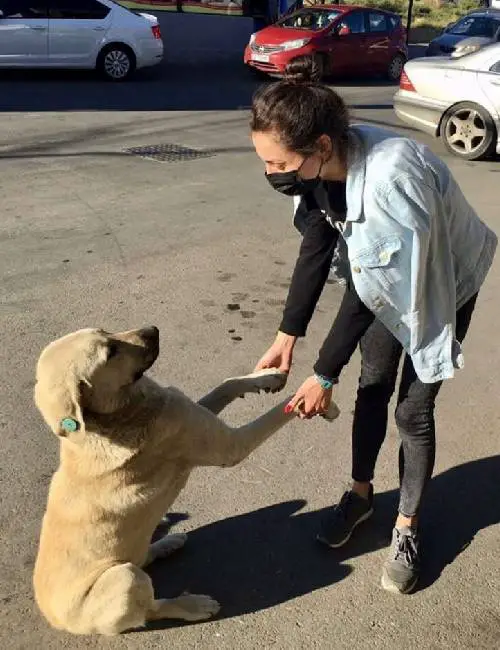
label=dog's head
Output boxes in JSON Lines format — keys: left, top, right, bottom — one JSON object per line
{"left": 34, "top": 326, "right": 160, "bottom": 438}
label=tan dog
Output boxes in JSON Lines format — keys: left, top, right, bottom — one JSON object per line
{"left": 33, "top": 326, "right": 339, "bottom": 635}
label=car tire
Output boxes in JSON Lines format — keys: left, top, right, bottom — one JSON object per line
{"left": 386, "top": 53, "right": 405, "bottom": 82}
{"left": 97, "top": 44, "right": 136, "bottom": 82}
{"left": 441, "top": 102, "right": 497, "bottom": 161}
{"left": 314, "top": 53, "right": 328, "bottom": 81}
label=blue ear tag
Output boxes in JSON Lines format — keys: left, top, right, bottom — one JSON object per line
{"left": 60, "top": 418, "right": 79, "bottom": 433}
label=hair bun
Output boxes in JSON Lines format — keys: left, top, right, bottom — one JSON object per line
{"left": 284, "top": 55, "right": 321, "bottom": 84}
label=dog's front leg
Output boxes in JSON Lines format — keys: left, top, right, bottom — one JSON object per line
{"left": 177, "top": 391, "right": 296, "bottom": 468}
{"left": 143, "top": 533, "right": 187, "bottom": 567}
{"left": 197, "top": 369, "right": 288, "bottom": 415}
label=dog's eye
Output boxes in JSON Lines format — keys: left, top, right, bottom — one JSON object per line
{"left": 107, "top": 344, "right": 118, "bottom": 360}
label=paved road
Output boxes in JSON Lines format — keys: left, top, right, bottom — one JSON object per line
{"left": 0, "top": 62, "right": 499, "bottom": 650}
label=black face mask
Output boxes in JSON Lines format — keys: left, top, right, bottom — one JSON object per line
{"left": 265, "top": 158, "right": 323, "bottom": 196}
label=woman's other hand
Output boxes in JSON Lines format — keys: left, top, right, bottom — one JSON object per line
{"left": 254, "top": 331, "right": 297, "bottom": 373}
{"left": 286, "top": 375, "right": 332, "bottom": 419}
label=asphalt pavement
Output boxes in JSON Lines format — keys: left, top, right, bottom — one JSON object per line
{"left": 0, "top": 57, "right": 499, "bottom": 650}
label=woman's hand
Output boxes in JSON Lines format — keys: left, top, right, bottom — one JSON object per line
{"left": 254, "top": 331, "right": 297, "bottom": 373}
{"left": 286, "top": 375, "right": 333, "bottom": 419}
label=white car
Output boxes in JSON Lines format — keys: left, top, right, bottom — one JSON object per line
{"left": 394, "top": 43, "right": 500, "bottom": 160}
{"left": 0, "top": 0, "right": 163, "bottom": 81}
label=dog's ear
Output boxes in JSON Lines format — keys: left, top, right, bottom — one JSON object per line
{"left": 35, "top": 340, "right": 108, "bottom": 439}
{"left": 35, "top": 365, "right": 86, "bottom": 438}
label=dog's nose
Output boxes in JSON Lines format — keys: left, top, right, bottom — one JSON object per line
{"left": 141, "top": 326, "right": 159, "bottom": 341}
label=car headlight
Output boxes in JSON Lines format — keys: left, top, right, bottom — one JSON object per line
{"left": 452, "top": 44, "right": 481, "bottom": 58}
{"left": 282, "top": 38, "right": 310, "bottom": 51}
{"left": 249, "top": 33, "right": 256, "bottom": 46}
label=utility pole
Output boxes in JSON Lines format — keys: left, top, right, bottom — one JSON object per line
{"left": 406, "top": 0, "right": 414, "bottom": 45}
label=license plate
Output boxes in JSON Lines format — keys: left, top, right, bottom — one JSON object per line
{"left": 252, "top": 53, "right": 269, "bottom": 63}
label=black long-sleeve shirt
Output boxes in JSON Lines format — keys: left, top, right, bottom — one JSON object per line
{"left": 279, "top": 184, "right": 375, "bottom": 381}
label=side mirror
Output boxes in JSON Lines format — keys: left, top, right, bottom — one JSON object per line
{"left": 442, "top": 22, "right": 454, "bottom": 33}
{"left": 338, "top": 25, "right": 351, "bottom": 36}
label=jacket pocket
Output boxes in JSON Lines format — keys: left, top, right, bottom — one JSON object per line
{"left": 350, "top": 236, "right": 403, "bottom": 292}
{"left": 352, "top": 236, "right": 402, "bottom": 268}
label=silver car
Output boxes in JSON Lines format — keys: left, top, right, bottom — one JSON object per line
{"left": 394, "top": 43, "right": 500, "bottom": 160}
{"left": 0, "top": 0, "right": 163, "bottom": 81}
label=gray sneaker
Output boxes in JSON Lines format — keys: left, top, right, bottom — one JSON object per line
{"left": 381, "top": 526, "right": 420, "bottom": 594}
{"left": 317, "top": 485, "right": 374, "bottom": 548}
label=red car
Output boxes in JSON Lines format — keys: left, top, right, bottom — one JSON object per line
{"left": 244, "top": 4, "right": 407, "bottom": 81}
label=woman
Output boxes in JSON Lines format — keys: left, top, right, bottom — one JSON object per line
{"left": 251, "top": 56, "right": 497, "bottom": 594}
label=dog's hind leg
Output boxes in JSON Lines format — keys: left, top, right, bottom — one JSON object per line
{"left": 74, "top": 564, "right": 154, "bottom": 635}
{"left": 75, "top": 563, "right": 219, "bottom": 634}
{"left": 197, "top": 368, "right": 288, "bottom": 415}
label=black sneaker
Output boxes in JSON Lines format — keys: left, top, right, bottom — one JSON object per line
{"left": 317, "top": 485, "right": 374, "bottom": 548}
{"left": 381, "top": 526, "right": 420, "bottom": 594}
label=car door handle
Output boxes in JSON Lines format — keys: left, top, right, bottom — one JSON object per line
{"left": 490, "top": 78, "right": 500, "bottom": 85}
{"left": 29, "top": 25, "right": 47, "bottom": 31}
{"left": 93, "top": 26, "right": 106, "bottom": 31}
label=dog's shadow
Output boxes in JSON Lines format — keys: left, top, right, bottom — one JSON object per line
{"left": 147, "top": 455, "right": 500, "bottom": 627}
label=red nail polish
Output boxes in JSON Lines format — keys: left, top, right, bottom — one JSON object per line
{"left": 284, "top": 404, "right": 292, "bottom": 414}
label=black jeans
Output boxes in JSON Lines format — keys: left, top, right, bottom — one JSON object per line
{"left": 351, "top": 294, "right": 478, "bottom": 517}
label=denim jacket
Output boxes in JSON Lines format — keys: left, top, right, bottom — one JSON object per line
{"left": 293, "top": 125, "right": 497, "bottom": 383}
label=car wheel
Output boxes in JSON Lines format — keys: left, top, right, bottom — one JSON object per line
{"left": 97, "top": 44, "right": 136, "bottom": 82}
{"left": 310, "top": 53, "right": 327, "bottom": 81}
{"left": 441, "top": 102, "right": 497, "bottom": 160}
{"left": 387, "top": 53, "right": 405, "bottom": 82}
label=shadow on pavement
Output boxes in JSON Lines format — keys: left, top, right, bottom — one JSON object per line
{"left": 417, "top": 454, "right": 500, "bottom": 591}
{"left": 0, "top": 61, "right": 399, "bottom": 113}
{"left": 145, "top": 455, "right": 500, "bottom": 627}
{"left": 0, "top": 62, "right": 261, "bottom": 112}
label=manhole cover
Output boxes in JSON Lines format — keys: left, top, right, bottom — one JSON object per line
{"left": 124, "top": 143, "right": 216, "bottom": 163}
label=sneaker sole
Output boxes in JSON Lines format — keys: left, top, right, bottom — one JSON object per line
{"left": 381, "top": 568, "right": 418, "bottom": 595}
{"left": 316, "top": 507, "right": 374, "bottom": 549}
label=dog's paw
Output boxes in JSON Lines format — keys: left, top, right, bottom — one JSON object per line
{"left": 150, "top": 533, "right": 187, "bottom": 560}
{"left": 230, "top": 368, "right": 288, "bottom": 397}
{"left": 176, "top": 593, "right": 220, "bottom": 621}
{"left": 320, "top": 401, "right": 341, "bottom": 422}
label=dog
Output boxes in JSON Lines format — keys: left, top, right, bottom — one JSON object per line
{"left": 33, "top": 326, "right": 339, "bottom": 635}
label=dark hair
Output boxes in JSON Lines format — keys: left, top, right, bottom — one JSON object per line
{"left": 250, "top": 55, "right": 350, "bottom": 161}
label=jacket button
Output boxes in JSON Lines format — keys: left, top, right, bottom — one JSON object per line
{"left": 352, "top": 266, "right": 361, "bottom": 273}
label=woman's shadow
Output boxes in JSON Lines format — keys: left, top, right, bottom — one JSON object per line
{"left": 147, "top": 455, "right": 500, "bottom": 626}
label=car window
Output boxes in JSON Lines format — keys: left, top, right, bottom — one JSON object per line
{"left": 278, "top": 9, "right": 341, "bottom": 31}
{"left": 490, "top": 60, "right": 500, "bottom": 73}
{"left": 340, "top": 11, "right": 366, "bottom": 34}
{"left": 49, "top": 0, "right": 110, "bottom": 19}
{"left": 449, "top": 16, "right": 500, "bottom": 38}
{"left": 0, "top": 1, "right": 48, "bottom": 18}
{"left": 368, "top": 12, "right": 388, "bottom": 33}
{"left": 388, "top": 15, "right": 401, "bottom": 30}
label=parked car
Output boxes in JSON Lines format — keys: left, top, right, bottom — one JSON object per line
{"left": 0, "top": 0, "right": 163, "bottom": 81}
{"left": 426, "top": 8, "right": 500, "bottom": 57}
{"left": 393, "top": 43, "right": 500, "bottom": 160}
{"left": 243, "top": 4, "right": 407, "bottom": 81}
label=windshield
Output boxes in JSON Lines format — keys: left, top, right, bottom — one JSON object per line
{"left": 448, "top": 15, "right": 500, "bottom": 37}
{"left": 277, "top": 9, "right": 341, "bottom": 32}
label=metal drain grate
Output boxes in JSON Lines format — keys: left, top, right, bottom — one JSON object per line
{"left": 124, "top": 143, "right": 216, "bottom": 163}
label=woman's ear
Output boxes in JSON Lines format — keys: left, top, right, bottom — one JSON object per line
{"left": 317, "top": 134, "right": 333, "bottom": 159}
